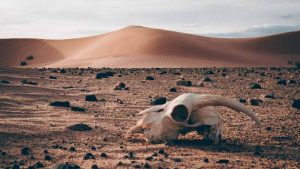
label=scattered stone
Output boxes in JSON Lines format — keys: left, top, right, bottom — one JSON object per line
{"left": 91, "top": 164, "right": 99, "bottom": 169}
{"left": 67, "top": 123, "right": 92, "bottom": 131}
{"left": 0, "top": 80, "right": 10, "bottom": 84}
{"left": 85, "top": 95, "right": 97, "bottom": 101}
{"left": 249, "top": 83, "right": 262, "bottom": 89}
{"left": 55, "top": 163, "right": 80, "bottom": 169}
{"left": 145, "top": 76, "right": 155, "bottom": 80}
{"left": 169, "top": 87, "right": 177, "bottom": 92}
{"left": 71, "top": 106, "right": 86, "bottom": 112}
{"left": 21, "top": 147, "right": 31, "bottom": 155}
{"left": 239, "top": 98, "right": 247, "bottom": 103}
{"left": 45, "top": 155, "right": 52, "bottom": 161}
{"left": 100, "top": 153, "right": 108, "bottom": 158}
{"left": 69, "top": 147, "right": 76, "bottom": 152}
{"left": 204, "top": 158, "right": 209, "bottom": 163}
{"left": 292, "top": 99, "right": 300, "bottom": 109}
{"left": 43, "top": 150, "right": 48, "bottom": 154}
{"left": 177, "top": 80, "right": 192, "bottom": 87}
{"left": 264, "top": 93, "right": 275, "bottom": 99}
{"left": 204, "top": 70, "right": 214, "bottom": 75}
{"left": 49, "top": 75, "right": 57, "bottom": 79}
{"left": 50, "top": 101, "right": 70, "bottom": 107}
{"left": 216, "top": 159, "right": 229, "bottom": 164}
{"left": 277, "top": 79, "right": 287, "bottom": 85}
{"left": 83, "top": 153, "right": 95, "bottom": 160}
{"left": 249, "top": 99, "right": 263, "bottom": 106}
{"left": 22, "top": 80, "right": 38, "bottom": 85}
{"left": 150, "top": 96, "right": 167, "bottom": 105}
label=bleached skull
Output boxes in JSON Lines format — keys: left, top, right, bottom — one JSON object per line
{"left": 127, "top": 93, "right": 261, "bottom": 143}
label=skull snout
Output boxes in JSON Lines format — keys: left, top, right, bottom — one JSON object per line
{"left": 171, "top": 104, "right": 189, "bottom": 122}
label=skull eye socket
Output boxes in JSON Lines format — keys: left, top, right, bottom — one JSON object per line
{"left": 171, "top": 105, "right": 188, "bottom": 122}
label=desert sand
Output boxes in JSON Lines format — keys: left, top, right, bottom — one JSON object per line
{"left": 0, "top": 67, "right": 299, "bottom": 168}
{"left": 0, "top": 26, "right": 299, "bottom": 68}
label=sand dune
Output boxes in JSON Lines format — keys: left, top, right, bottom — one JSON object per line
{"left": 0, "top": 26, "right": 299, "bottom": 68}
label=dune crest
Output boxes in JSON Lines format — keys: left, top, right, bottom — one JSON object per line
{"left": 0, "top": 26, "right": 299, "bottom": 68}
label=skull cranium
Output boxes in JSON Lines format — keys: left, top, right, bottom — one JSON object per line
{"left": 127, "top": 93, "right": 261, "bottom": 143}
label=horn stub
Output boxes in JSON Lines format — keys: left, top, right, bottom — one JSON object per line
{"left": 171, "top": 105, "right": 188, "bottom": 122}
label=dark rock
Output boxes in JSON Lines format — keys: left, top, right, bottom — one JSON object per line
{"left": 254, "top": 145, "right": 263, "bottom": 155}
{"left": 49, "top": 76, "right": 57, "bottom": 79}
{"left": 204, "top": 70, "right": 214, "bottom": 75}
{"left": 95, "top": 71, "right": 115, "bottom": 79}
{"left": 33, "top": 162, "right": 44, "bottom": 168}
{"left": 287, "top": 80, "right": 296, "bottom": 84}
{"left": 91, "top": 146, "right": 96, "bottom": 151}
{"left": 11, "top": 164, "right": 20, "bottom": 169}
{"left": 239, "top": 98, "right": 247, "bottom": 103}
{"left": 91, "top": 164, "right": 99, "bottom": 169}
{"left": 55, "top": 163, "right": 80, "bottom": 169}
{"left": 26, "top": 55, "right": 34, "bottom": 60}
{"left": 100, "top": 153, "right": 107, "bottom": 158}
{"left": 69, "top": 147, "right": 76, "bottom": 152}
{"left": 22, "top": 80, "right": 38, "bottom": 85}
{"left": 143, "top": 163, "right": 151, "bottom": 169}
{"left": 71, "top": 106, "right": 85, "bottom": 112}
{"left": 67, "top": 123, "right": 92, "bottom": 131}
{"left": 145, "top": 156, "right": 153, "bottom": 161}
{"left": 150, "top": 97, "right": 167, "bottom": 105}
{"left": 265, "top": 93, "right": 275, "bottom": 99}
{"left": 173, "top": 158, "right": 182, "bottom": 162}
{"left": 266, "top": 127, "right": 272, "bottom": 131}
{"left": 216, "top": 159, "right": 229, "bottom": 164}
{"left": 201, "top": 77, "right": 213, "bottom": 82}
{"left": 158, "top": 149, "right": 165, "bottom": 154}
{"left": 114, "top": 82, "right": 127, "bottom": 90}
{"left": 20, "top": 61, "right": 27, "bottom": 66}
{"left": 85, "top": 95, "right": 97, "bottom": 101}
{"left": 21, "top": 147, "right": 31, "bottom": 155}
{"left": 249, "top": 83, "right": 261, "bottom": 89}
{"left": 292, "top": 99, "right": 300, "bottom": 109}
{"left": 50, "top": 101, "right": 70, "bottom": 107}
{"left": 204, "top": 158, "right": 209, "bottom": 163}
{"left": 44, "top": 155, "right": 52, "bottom": 161}
{"left": 169, "top": 87, "right": 177, "bottom": 92}
{"left": 277, "top": 79, "right": 287, "bottom": 85}
{"left": 145, "top": 76, "right": 155, "bottom": 80}
{"left": 43, "top": 150, "right": 48, "bottom": 154}
{"left": 177, "top": 80, "right": 192, "bottom": 87}
{"left": 60, "top": 69, "right": 66, "bottom": 73}
{"left": 249, "top": 99, "right": 263, "bottom": 106}
{"left": 83, "top": 153, "right": 95, "bottom": 160}
{"left": 0, "top": 80, "right": 10, "bottom": 84}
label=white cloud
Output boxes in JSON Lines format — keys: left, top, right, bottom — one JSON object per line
{"left": 0, "top": 0, "right": 300, "bottom": 38}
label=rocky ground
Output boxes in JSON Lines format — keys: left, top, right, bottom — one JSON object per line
{"left": 0, "top": 67, "right": 299, "bottom": 169}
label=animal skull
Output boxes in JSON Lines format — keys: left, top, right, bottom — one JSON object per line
{"left": 127, "top": 93, "right": 261, "bottom": 143}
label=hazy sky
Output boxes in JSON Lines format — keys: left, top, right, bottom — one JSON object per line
{"left": 1, "top": 0, "right": 300, "bottom": 39}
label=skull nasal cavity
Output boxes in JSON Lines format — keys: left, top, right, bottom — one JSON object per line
{"left": 171, "top": 105, "right": 188, "bottom": 122}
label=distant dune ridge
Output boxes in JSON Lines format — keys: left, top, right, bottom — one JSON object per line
{"left": 0, "top": 26, "right": 299, "bottom": 68}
